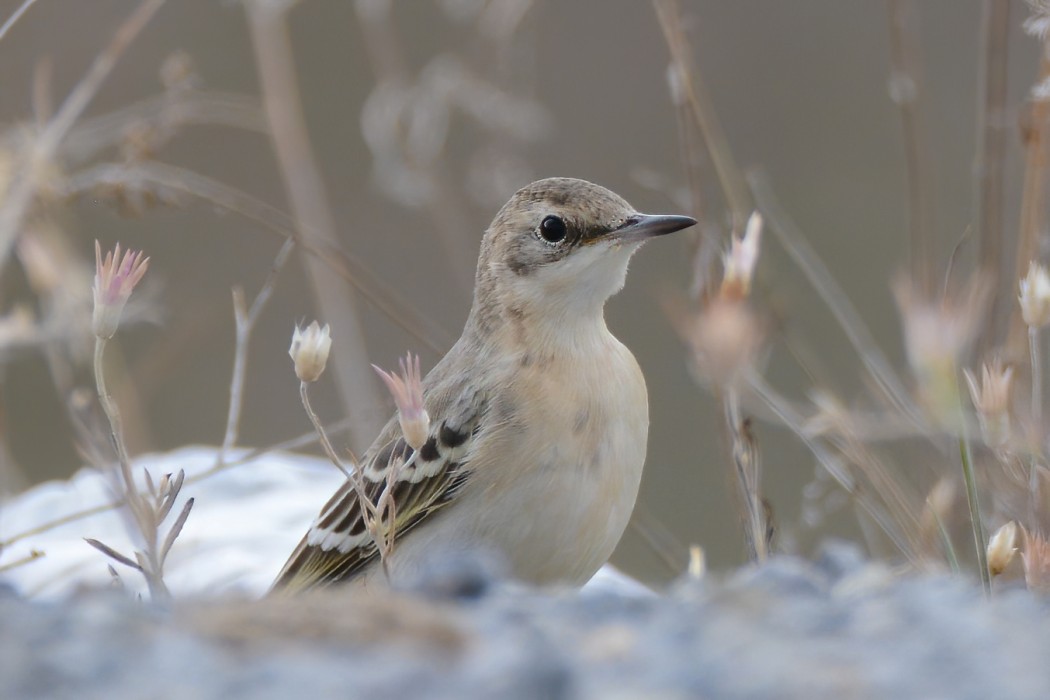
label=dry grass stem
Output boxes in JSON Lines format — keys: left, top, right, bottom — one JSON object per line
{"left": 247, "top": 2, "right": 382, "bottom": 450}
{"left": 750, "top": 173, "right": 922, "bottom": 427}
{"left": 886, "top": 0, "right": 936, "bottom": 296}
{"left": 0, "top": 0, "right": 42, "bottom": 44}
{"left": 652, "top": 0, "right": 752, "bottom": 231}
{"left": 958, "top": 435, "right": 992, "bottom": 594}
{"left": 724, "top": 401, "right": 768, "bottom": 562}
{"left": 298, "top": 382, "right": 354, "bottom": 483}
{"left": 0, "top": 548, "right": 44, "bottom": 575}
{"left": 974, "top": 0, "right": 1012, "bottom": 341}
{"left": 747, "top": 372, "right": 923, "bottom": 563}
{"left": 1007, "top": 51, "right": 1050, "bottom": 356}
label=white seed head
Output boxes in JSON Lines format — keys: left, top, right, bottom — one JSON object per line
{"left": 289, "top": 321, "right": 332, "bottom": 383}
{"left": 1019, "top": 262, "right": 1050, "bottom": 328}
{"left": 987, "top": 521, "right": 1018, "bottom": 577}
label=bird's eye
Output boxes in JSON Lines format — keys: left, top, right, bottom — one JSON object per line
{"left": 538, "top": 215, "right": 567, "bottom": 244}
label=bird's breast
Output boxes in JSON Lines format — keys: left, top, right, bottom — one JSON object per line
{"left": 469, "top": 329, "right": 650, "bottom": 584}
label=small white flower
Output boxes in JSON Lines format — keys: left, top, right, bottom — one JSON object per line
{"left": 1020, "top": 262, "right": 1050, "bottom": 328}
{"left": 92, "top": 241, "right": 149, "bottom": 340}
{"left": 289, "top": 321, "right": 332, "bottom": 383}
{"left": 373, "top": 353, "right": 429, "bottom": 451}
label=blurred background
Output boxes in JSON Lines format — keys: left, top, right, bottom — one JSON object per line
{"left": 0, "top": 0, "right": 1044, "bottom": 584}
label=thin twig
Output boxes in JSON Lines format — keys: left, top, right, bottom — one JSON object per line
{"left": 1, "top": 501, "right": 119, "bottom": 550}
{"left": 218, "top": 238, "right": 296, "bottom": 463}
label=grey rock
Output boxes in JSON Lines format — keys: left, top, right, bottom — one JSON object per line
{"left": 3, "top": 555, "right": 1050, "bottom": 700}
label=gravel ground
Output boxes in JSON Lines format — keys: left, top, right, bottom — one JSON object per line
{"left": 3, "top": 543, "right": 1049, "bottom": 700}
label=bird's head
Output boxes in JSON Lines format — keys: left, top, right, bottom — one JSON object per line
{"left": 474, "top": 178, "right": 696, "bottom": 324}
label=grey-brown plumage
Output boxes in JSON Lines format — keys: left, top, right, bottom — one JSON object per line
{"left": 273, "top": 177, "right": 695, "bottom": 593}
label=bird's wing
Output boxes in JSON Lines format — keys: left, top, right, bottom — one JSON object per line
{"left": 271, "top": 381, "right": 484, "bottom": 593}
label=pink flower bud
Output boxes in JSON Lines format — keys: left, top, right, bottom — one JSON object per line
{"left": 92, "top": 241, "right": 149, "bottom": 339}
{"left": 373, "top": 353, "right": 429, "bottom": 451}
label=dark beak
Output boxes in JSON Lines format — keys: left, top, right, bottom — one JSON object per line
{"left": 605, "top": 213, "right": 697, "bottom": 245}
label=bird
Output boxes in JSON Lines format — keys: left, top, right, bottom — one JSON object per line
{"left": 272, "top": 177, "right": 696, "bottom": 592}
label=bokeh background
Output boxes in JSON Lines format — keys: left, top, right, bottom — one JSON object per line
{"left": 0, "top": 0, "right": 1043, "bottom": 584}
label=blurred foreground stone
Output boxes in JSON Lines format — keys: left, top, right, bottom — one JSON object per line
{"left": 3, "top": 548, "right": 1049, "bottom": 700}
